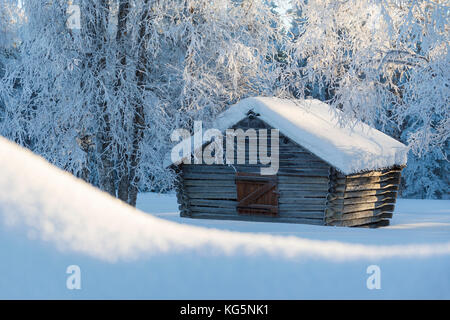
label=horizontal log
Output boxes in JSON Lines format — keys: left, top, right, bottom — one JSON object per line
{"left": 325, "top": 206, "right": 394, "bottom": 219}
{"left": 335, "top": 181, "right": 400, "bottom": 192}
{"left": 235, "top": 175, "right": 277, "bottom": 182}
{"left": 345, "top": 169, "right": 402, "bottom": 179}
{"left": 343, "top": 188, "right": 398, "bottom": 199}
{"left": 193, "top": 156, "right": 326, "bottom": 166}
{"left": 189, "top": 199, "right": 237, "bottom": 208}
{"left": 180, "top": 210, "right": 191, "bottom": 218}
{"left": 278, "top": 190, "right": 328, "bottom": 198}
{"left": 183, "top": 183, "right": 328, "bottom": 198}
{"left": 326, "top": 213, "right": 392, "bottom": 227}
{"left": 183, "top": 165, "right": 235, "bottom": 173}
{"left": 279, "top": 155, "right": 322, "bottom": 161}
{"left": 337, "top": 174, "right": 401, "bottom": 186}
{"left": 277, "top": 170, "right": 330, "bottom": 177}
{"left": 183, "top": 172, "right": 329, "bottom": 182}
{"left": 328, "top": 202, "right": 396, "bottom": 214}
{"left": 278, "top": 176, "right": 329, "bottom": 184}
{"left": 344, "top": 211, "right": 393, "bottom": 221}
{"left": 279, "top": 203, "right": 326, "bottom": 211}
{"left": 187, "top": 213, "right": 325, "bottom": 225}
{"left": 183, "top": 179, "right": 332, "bottom": 191}
{"left": 278, "top": 184, "right": 329, "bottom": 192}
{"left": 186, "top": 179, "right": 329, "bottom": 190}
{"left": 327, "top": 193, "right": 397, "bottom": 206}
{"left": 183, "top": 179, "right": 236, "bottom": 187}
{"left": 187, "top": 205, "right": 327, "bottom": 219}
{"left": 343, "top": 200, "right": 396, "bottom": 212}
{"left": 185, "top": 186, "right": 236, "bottom": 193}
{"left": 183, "top": 164, "right": 329, "bottom": 176}
{"left": 278, "top": 197, "right": 326, "bottom": 205}
{"left": 186, "top": 192, "right": 237, "bottom": 199}
{"left": 278, "top": 211, "right": 325, "bottom": 219}
{"left": 223, "top": 147, "right": 316, "bottom": 155}
{"left": 183, "top": 173, "right": 237, "bottom": 180}
{"left": 278, "top": 165, "right": 330, "bottom": 172}
{"left": 190, "top": 206, "right": 237, "bottom": 214}
{"left": 356, "top": 219, "right": 390, "bottom": 228}
{"left": 326, "top": 210, "right": 393, "bottom": 223}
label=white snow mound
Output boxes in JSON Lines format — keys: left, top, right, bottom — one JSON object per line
{"left": 0, "top": 136, "right": 446, "bottom": 263}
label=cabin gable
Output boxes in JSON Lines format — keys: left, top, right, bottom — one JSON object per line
{"left": 176, "top": 116, "right": 332, "bottom": 225}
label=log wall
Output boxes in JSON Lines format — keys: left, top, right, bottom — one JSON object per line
{"left": 177, "top": 116, "right": 330, "bottom": 225}
{"left": 325, "top": 167, "right": 403, "bottom": 227}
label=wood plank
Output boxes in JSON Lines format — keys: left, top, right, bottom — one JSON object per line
{"left": 342, "top": 181, "right": 400, "bottom": 192}
{"left": 276, "top": 170, "right": 330, "bottom": 177}
{"left": 279, "top": 203, "right": 326, "bottom": 211}
{"left": 278, "top": 197, "right": 326, "bottom": 205}
{"left": 325, "top": 206, "right": 393, "bottom": 218}
{"left": 187, "top": 212, "right": 325, "bottom": 225}
{"left": 235, "top": 175, "right": 277, "bottom": 183}
{"left": 183, "top": 164, "right": 329, "bottom": 174}
{"left": 356, "top": 219, "right": 390, "bottom": 228}
{"left": 278, "top": 190, "right": 328, "bottom": 197}
{"left": 183, "top": 173, "right": 237, "bottom": 180}
{"left": 343, "top": 188, "right": 398, "bottom": 199}
{"left": 278, "top": 176, "right": 329, "bottom": 184}
{"left": 328, "top": 193, "right": 397, "bottom": 206}
{"left": 185, "top": 186, "right": 236, "bottom": 193}
{"left": 186, "top": 192, "right": 237, "bottom": 199}
{"left": 345, "top": 169, "right": 402, "bottom": 179}
{"left": 278, "top": 184, "right": 329, "bottom": 192}
{"left": 278, "top": 166, "right": 330, "bottom": 173}
{"left": 190, "top": 206, "right": 237, "bottom": 214}
{"left": 326, "top": 210, "right": 393, "bottom": 223}
{"left": 184, "top": 172, "right": 330, "bottom": 182}
{"left": 327, "top": 213, "right": 392, "bottom": 227}
{"left": 331, "top": 202, "right": 396, "bottom": 214}
{"left": 343, "top": 211, "right": 393, "bottom": 221}
{"left": 278, "top": 211, "right": 325, "bottom": 219}
{"left": 338, "top": 174, "right": 401, "bottom": 186}
{"left": 189, "top": 199, "right": 237, "bottom": 208}
{"left": 183, "top": 165, "right": 235, "bottom": 173}
{"left": 183, "top": 179, "right": 236, "bottom": 187}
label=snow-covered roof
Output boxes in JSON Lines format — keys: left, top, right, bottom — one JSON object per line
{"left": 167, "top": 97, "right": 408, "bottom": 174}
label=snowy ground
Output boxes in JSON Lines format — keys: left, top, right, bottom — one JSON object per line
{"left": 138, "top": 192, "right": 450, "bottom": 246}
{"left": 0, "top": 136, "right": 449, "bottom": 299}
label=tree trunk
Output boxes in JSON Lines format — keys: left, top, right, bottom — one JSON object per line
{"left": 115, "top": 0, "right": 131, "bottom": 204}
{"left": 128, "top": 0, "right": 150, "bottom": 207}
{"left": 92, "top": 0, "right": 116, "bottom": 197}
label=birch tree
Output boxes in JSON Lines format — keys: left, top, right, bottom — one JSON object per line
{"left": 283, "top": 0, "right": 449, "bottom": 198}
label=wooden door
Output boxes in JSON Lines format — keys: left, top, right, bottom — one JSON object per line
{"left": 235, "top": 172, "right": 279, "bottom": 216}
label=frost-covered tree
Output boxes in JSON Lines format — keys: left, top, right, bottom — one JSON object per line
{"left": 283, "top": 0, "right": 449, "bottom": 198}
{"left": 0, "top": 0, "right": 21, "bottom": 49}
{"left": 0, "top": 0, "right": 22, "bottom": 133}
{"left": 0, "top": 0, "right": 283, "bottom": 205}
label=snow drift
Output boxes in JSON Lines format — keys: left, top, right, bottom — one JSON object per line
{"left": 0, "top": 136, "right": 448, "bottom": 262}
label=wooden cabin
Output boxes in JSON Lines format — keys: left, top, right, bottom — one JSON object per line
{"left": 166, "top": 97, "right": 408, "bottom": 228}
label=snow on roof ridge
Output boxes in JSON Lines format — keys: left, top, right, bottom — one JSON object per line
{"left": 166, "top": 96, "right": 408, "bottom": 174}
